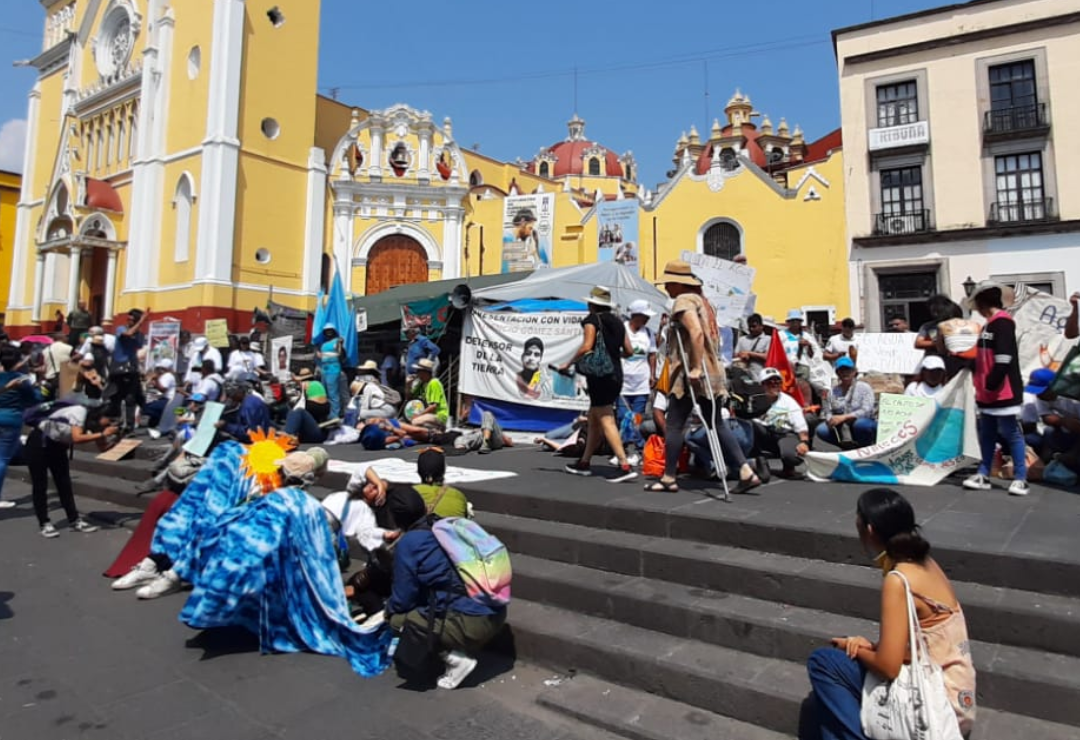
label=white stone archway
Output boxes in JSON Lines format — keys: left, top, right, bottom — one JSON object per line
{"left": 350, "top": 221, "right": 442, "bottom": 293}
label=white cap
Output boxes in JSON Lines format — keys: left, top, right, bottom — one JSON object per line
{"left": 192, "top": 337, "right": 209, "bottom": 350}
{"left": 786, "top": 309, "right": 803, "bottom": 322}
{"left": 627, "top": 299, "right": 656, "bottom": 317}
{"left": 920, "top": 355, "right": 946, "bottom": 371}
{"left": 155, "top": 358, "right": 174, "bottom": 370}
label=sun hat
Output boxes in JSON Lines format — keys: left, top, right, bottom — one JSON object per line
{"left": 278, "top": 451, "right": 318, "bottom": 481}
{"left": 584, "top": 285, "right": 615, "bottom": 308}
{"left": 920, "top": 355, "right": 946, "bottom": 371}
{"left": 357, "top": 360, "right": 380, "bottom": 375}
{"left": 413, "top": 358, "right": 436, "bottom": 373}
{"left": 192, "top": 337, "right": 209, "bottom": 350}
{"left": 627, "top": 299, "right": 656, "bottom": 317}
{"left": 657, "top": 260, "right": 702, "bottom": 287}
{"left": 760, "top": 367, "right": 783, "bottom": 383}
{"left": 835, "top": 356, "right": 855, "bottom": 370}
{"left": 1025, "top": 367, "right": 1057, "bottom": 395}
{"left": 962, "top": 280, "right": 1015, "bottom": 310}
{"left": 786, "top": 309, "right": 803, "bottom": 322}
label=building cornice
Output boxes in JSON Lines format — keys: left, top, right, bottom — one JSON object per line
{"left": 840, "top": 12, "right": 1080, "bottom": 66}
{"left": 853, "top": 219, "right": 1080, "bottom": 248}
{"left": 30, "top": 34, "right": 73, "bottom": 76}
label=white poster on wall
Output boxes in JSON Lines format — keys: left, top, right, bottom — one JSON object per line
{"left": 460, "top": 308, "right": 589, "bottom": 410}
{"left": 855, "top": 332, "right": 924, "bottom": 375}
{"left": 270, "top": 336, "right": 294, "bottom": 383}
{"left": 680, "top": 251, "right": 756, "bottom": 328}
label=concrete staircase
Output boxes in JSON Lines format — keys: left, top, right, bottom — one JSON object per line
{"left": 67, "top": 450, "right": 1080, "bottom": 740}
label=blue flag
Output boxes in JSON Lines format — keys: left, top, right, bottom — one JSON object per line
{"left": 312, "top": 263, "right": 359, "bottom": 365}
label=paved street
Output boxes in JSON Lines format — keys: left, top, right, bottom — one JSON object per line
{"left": 0, "top": 481, "right": 617, "bottom": 740}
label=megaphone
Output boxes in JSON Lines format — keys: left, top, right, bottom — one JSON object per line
{"left": 449, "top": 284, "right": 472, "bottom": 310}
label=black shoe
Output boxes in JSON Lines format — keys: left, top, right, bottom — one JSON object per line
{"left": 753, "top": 456, "right": 772, "bottom": 484}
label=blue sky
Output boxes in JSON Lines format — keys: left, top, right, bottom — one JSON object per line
{"left": 0, "top": 0, "right": 949, "bottom": 184}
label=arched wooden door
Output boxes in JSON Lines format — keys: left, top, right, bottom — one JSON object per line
{"left": 365, "top": 235, "right": 428, "bottom": 294}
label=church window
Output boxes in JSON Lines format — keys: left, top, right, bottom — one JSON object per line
{"left": 702, "top": 221, "right": 742, "bottom": 262}
{"left": 129, "top": 111, "right": 138, "bottom": 160}
{"left": 267, "top": 7, "right": 286, "bottom": 27}
{"left": 625, "top": 165, "right": 633, "bottom": 181}
{"left": 187, "top": 46, "right": 201, "bottom": 80}
{"left": 173, "top": 176, "right": 193, "bottom": 263}
{"left": 538, "top": 162, "right": 549, "bottom": 178}
{"left": 96, "top": 128, "right": 104, "bottom": 170}
{"left": 720, "top": 148, "right": 737, "bottom": 171}
{"left": 588, "top": 158, "right": 600, "bottom": 176}
{"left": 106, "top": 117, "right": 115, "bottom": 167}
{"left": 469, "top": 170, "right": 483, "bottom": 187}
{"left": 261, "top": 118, "right": 280, "bottom": 140}
{"left": 94, "top": 4, "right": 135, "bottom": 79}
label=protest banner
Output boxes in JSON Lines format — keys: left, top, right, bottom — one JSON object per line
{"left": 501, "top": 193, "right": 555, "bottom": 273}
{"left": 401, "top": 295, "right": 452, "bottom": 341}
{"left": 1009, "top": 285, "right": 1079, "bottom": 377}
{"left": 597, "top": 200, "right": 640, "bottom": 270}
{"left": 876, "top": 393, "right": 933, "bottom": 443}
{"left": 680, "top": 251, "right": 756, "bottom": 328}
{"left": 204, "top": 319, "right": 230, "bottom": 349}
{"left": 145, "top": 321, "right": 181, "bottom": 373}
{"left": 806, "top": 370, "right": 978, "bottom": 486}
{"left": 268, "top": 300, "right": 310, "bottom": 344}
{"left": 854, "top": 332, "right": 924, "bottom": 375}
{"left": 459, "top": 308, "right": 588, "bottom": 410}
{"left": 270, "top": 336, "right": 294, "bottom": 382}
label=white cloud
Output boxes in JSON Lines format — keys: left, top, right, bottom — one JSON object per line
{"left": 0, "top": 119, "right": 28, "bottom": 174}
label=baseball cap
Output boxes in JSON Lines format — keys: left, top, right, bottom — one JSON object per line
{"left": 1025, "top": 367, "right": 1056, "bottom": 395}
{"left": 835, "top": 356, "right": 855, "bottom": 370}
{"left": 627, "top": 299, "right": 656, "bottom": 318}
{"left": 786, "top": 309, "right": 803, "bottom": 322}
{"left": 920, "top": 355, "right": 946, "bottom": 372}
{"left": 760, "top": 367, "right": 783, "bottom": 383}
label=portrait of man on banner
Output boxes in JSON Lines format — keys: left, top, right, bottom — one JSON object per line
{"left": 502, "top": 194, "right": 554, "bottom": 273}
{"left": 515, "top": 336, "right": 552, "bottom": 400}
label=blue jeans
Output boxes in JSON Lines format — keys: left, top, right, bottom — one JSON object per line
{"left": 284, "top": 409, "right": 327, "bottom": 444}
{"left": 806, "top": 647, "right": 870, "bottom": 740}
{"left": 544, "top": 420, "right": 577, "bottom": 441}
{"left": 616, "top": 394, "right": 649, "bottom": 451}
{"left": 977, "top": 412, "right": 1026, "bottom": 480}
{"left": 815, "top": 418, "right": 878, "bottom": 448}
{"left": 0, "top": 425, "right": 23, "bottom": 500}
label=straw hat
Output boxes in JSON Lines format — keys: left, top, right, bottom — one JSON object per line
{"left": 584, "top": 285, "right": 615, "bottom": 308}
{"left": 357, "top": 360, "right": 380, "bottom": 375}
{"left": 413, "top": 358, "right": 436, "bottom": 373}
{"left": 657, "top": 260, "right": 702, "bottom": 287}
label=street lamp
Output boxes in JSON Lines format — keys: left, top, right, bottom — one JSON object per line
{"left": 962, "top": 276, "right": 976, "bottom": 298}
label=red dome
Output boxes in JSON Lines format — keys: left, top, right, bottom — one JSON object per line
{"left": 536, "top": 140, "right": 624, "bottom": 178}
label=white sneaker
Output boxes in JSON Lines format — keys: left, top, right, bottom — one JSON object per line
{"left": 0, "top": 500, "right": 16, "bottom": 509}
{"left": 1008, "top": 479, "right": 1031, "bottom": 497}
{"left": 437, "top": 650, "right": 478, "bottom": 690}
{"left": 962, "top": 474, "right": 992, "bottom": 491}
{"left": 136, "top": 570, "right": 183, "bottom": 600}
{"left": 609, "top": 453, "right": 641, "bottom": 467}
{"left": 148, "top": 428, "right": 162, "bottom": 440}
{"left": 71, "top": 518, "right": 99, "bottom": 533}
{"left": 40, "top": 522, "right": 60, "bottom": 539}
{"left": 112, "top": 558, "right": 160, "bottom": 591}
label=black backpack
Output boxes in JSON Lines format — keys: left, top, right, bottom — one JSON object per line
{"left": 727, "top": 366, "right": 771, "bottom": 420}
{"left": 23, "top": 399, "right": 80, "bottom": 429}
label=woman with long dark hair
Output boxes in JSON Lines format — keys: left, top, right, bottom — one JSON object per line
{"left": 807, "top": 488, "right": 976, "bottom": 739}
{"left": 559, "top": 286, "right": 637, "bottom": 482}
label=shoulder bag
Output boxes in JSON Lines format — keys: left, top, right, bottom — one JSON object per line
{"left": 860, "top": 570, "right": 964, "bottom": 740}
{"left": 577, "top": 316, "right": 615, "bottom": 378}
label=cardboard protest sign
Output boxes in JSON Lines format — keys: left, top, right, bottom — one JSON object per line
{"left": 204, "top": 319, "right": 230, "bottom": 349}
{"left": 876, "top": 393, "right": 933, "bottom": 443}
{"left": 183, "top": 401, "right": 224, "bottom": 457}
{"left": 680, "top": 251, "right": 756, "bottom": 328}
{"left": 97, "top": 438, "right": 142, "bottom": 461}
{"left": 459, "top": 308, "right": 587, "bottom": 410}
{"left": 806, "top": 371, "right": 978, "bottom": 486}
{"left": 855, "top": 333, "right": 924, "bottom": 375}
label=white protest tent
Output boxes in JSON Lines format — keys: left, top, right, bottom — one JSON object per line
{"left": 470, "top": 262, "right": 668, "bottom": 323}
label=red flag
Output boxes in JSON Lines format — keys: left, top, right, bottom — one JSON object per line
{"left": 765, "top": 331, "right": 807, "bottom": 407}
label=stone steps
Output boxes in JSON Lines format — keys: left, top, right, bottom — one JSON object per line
{"left": 509, "top": 553, "right": 1080, "bottom": 726}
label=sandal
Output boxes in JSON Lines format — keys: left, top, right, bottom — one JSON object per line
{"left": 733, "top": 474, "right": 762, "bottom": 494}
{"left": 644, "top": 480, "right": 679, "bottom": 493}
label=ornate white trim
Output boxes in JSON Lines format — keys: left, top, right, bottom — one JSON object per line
{"left": 92, "top": 0, "right": 141, "bottom": 81}
{"left": 792, "top": 166, "right": 830, "bottom": 193}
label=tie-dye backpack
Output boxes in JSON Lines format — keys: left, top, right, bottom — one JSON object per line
{"left": 432, "top": 517, "right": 512, "bottom": 608}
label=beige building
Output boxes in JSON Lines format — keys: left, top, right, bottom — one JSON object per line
{"left": 834, "top": 0, "right": 1080, "bottom": 330}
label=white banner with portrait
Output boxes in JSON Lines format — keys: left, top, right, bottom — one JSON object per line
{"left": 597, "top": 200, "right": 640, "bottom": 269}
{"left": 460, "top": 308, "right": 589, "bottom": 410}
{"left": 501, "top": 194, "right": 555, "bottom": 273}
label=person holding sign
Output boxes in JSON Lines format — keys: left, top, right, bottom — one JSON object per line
{"left": 963, "top": 281, "right": 1029, "bottom": 497}
{"left": 816, "top": 357, "right": 877, "bottom": 449}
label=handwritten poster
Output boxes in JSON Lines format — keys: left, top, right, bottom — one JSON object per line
{"left": 204, "top": 319, "right": 230, "bottom": 349}
{"left": 876, "top": 393, "right": 934, "bottom": 443}
{"left": 680, "top": 251, "right": 756, "bottom": 328}
{"left": 183, "top": 401, "right": 224, "bottom": 457}
{"left": 855, "top": 333, "right": 924, "bottom": 375}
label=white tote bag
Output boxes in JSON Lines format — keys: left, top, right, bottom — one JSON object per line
{"left": 860, "top": 571, "right": 964, "bottom": 740}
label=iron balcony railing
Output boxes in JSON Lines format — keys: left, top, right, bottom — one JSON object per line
{"left": 984, "top": 103, "right": 1050, "bottom": 136}
{"left": 988, "top": 197, "right": 1056, "bottom": 224}
{"left": 873, "top": 209, "right": 931, "bottom": 236}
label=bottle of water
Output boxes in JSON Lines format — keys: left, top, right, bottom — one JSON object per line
{"left": 388, "top": 636, "right": 399, "bottom": 657}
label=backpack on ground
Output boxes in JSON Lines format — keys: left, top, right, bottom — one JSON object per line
{"left": 727, "top": 365, "right": 771, "bottom": 420}
{"left": 431, "top": 517, "right": 511, "bottom": 608}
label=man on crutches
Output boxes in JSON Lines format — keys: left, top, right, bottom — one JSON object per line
{"left": 647, "top": 260, "right": 763, "bottom": 497}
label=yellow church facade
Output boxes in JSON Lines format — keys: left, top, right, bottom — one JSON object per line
{"left": 7, "top": 0, "right": 848, "bottom": 336}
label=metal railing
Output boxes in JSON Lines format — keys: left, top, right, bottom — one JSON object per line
{"left": 988, "top": 197, "right": 1056, "bottom": 224}
{"left": 872, "top": 209, "right": 931, "bottom": 236}
{"left": 984, "top": 103, "right": 1049, "bottom": 135}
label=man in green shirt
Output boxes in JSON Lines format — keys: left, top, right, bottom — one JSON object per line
{"left": 410, "top": 358, "right": 448, "bottom": 430}
{"left": 413, "top": 448, "right": 471, "bottom": 519}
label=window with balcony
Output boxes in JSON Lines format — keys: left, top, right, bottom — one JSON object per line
{"left": 986, "top": 60, "right": 1048, "bottom": 136}
{"left": 876, "top": 81, "right": 918, "bottom": 128}
{"left": 876, "top": 167, "right": 928, "bottom": 235}
{"left": 991, "top": 152, "right": 1054, "bottom": 223}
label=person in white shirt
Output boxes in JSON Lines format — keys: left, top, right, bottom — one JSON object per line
{"left": 752, "top": 367, "right": 810, "bottom": 478}
{"left": 618, "top": 300, "right": 658, "bottom": 458}
{"left": 184, "top": 337, "right": 223, "bottom": 385}
{"left": 142, "top": 358, "right": 178, "bottom": 427}
{"left": 778, "top": 309, "right": 821, "bottom": 380}
{"left": 194, "top": 359, "right": 225, "bottom": 402}
{"left": 226, "top": 335, "right": 266, "bottom": 380}
{"left": 823, "top": 318, "right": 858, "bottom": 365}
{"left": 348, "top": 361, "right": 397, "bottom": 421}
{"left": 904, "top": 355, "right": 947, "bottom": 399}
